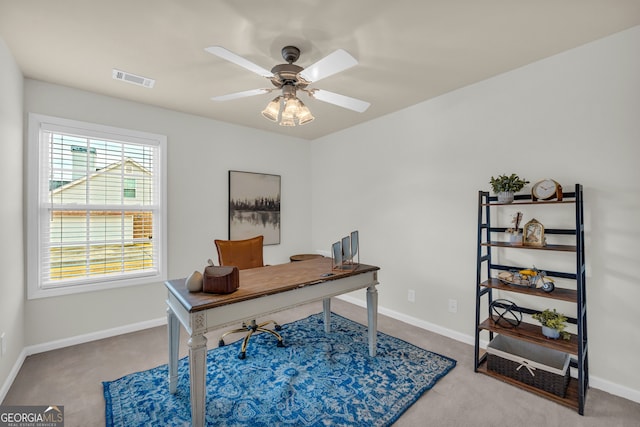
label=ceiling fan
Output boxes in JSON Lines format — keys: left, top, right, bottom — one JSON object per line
{"left": 205, "top": 45, "right": 370, "bottom": 126}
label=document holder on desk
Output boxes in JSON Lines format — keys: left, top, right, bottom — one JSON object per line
{"left": 332, "top": 230, "right": 360, "bottom": 270}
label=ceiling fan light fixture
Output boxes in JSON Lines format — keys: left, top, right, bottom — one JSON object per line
{"left": 297, "top": 100, "right": 315, "bottom": 125}
{"left": 279, "top": 101, "right": 296, "bottom": 126}
{"left": 282, "top": 96, "right": 299, "bottom": 116}
{"left": 279, "top": 116, "right": 296, "bottom": 127}
{"left": 261, "top": 96, "right": 281, "bottom": 121}
{"left": 207, "top": 44, "right": 369, "bottom": 128}
{"left": 264, "top": 90, "right": 315, "bottom": 126}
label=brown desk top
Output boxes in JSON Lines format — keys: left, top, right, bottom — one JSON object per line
{"left": 166, "top": 257, "right": 379, "bottom": 313}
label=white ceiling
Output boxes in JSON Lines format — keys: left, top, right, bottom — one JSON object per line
{"left": 1, "top": 0, "right": 639, "bottom": 140}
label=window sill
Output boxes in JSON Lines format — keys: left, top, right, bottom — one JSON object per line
{"left": 27, "top": 273, "right": 166, "bottom": 299}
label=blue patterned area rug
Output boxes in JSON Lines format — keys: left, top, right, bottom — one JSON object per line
{"left": 103, "top": 312, "right": 456, "bottom": 426}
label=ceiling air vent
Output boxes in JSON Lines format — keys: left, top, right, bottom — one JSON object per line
{"left": 112, "top": 69, "right": 155, "bottom": 88}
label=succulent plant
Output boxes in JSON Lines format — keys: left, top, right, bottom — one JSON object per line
{"left": 532, "top": 309, "right": 571, "bottom": 340}
{"left": 489, "top": 174, "right": 530, "bottom": 193}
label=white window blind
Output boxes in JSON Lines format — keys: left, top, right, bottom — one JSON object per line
{"left": 28, "top": 114, "right": 167, "bottom": 298}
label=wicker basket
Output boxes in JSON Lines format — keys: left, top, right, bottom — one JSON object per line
{"left": 487, "top": 335, "right": 570, "bottom": 397}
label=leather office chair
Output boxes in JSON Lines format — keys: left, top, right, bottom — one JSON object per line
{"left": 214, "top": 235, "right": 284, "bottom": 359}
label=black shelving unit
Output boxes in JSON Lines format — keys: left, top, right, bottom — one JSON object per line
{"left": 474, "top": 184, "right": 588, "bottom": 414}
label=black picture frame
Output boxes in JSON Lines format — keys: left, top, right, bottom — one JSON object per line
{"left": 228, "top": 170, "right": 281, "bottom": 245}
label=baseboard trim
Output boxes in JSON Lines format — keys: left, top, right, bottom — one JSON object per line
{"left": 24, "top": 317, "right": 167, "bottom": 356}
{"left": 0, "top": 348, "right": 28, "bottom": 404}
{"left": 4, "top": 300, "right": 640, "bottom": 406}
{"left": 335, "top": 294, "right": 640, "bottom": 404}
{"left": 0, "top": 317, "right": 167, "bottom": 403}
{"left": 339, "top": 294, "right": 475, "bottom": 346}
{"left": 589, "top": 375, "right": 640, "bottom": 404}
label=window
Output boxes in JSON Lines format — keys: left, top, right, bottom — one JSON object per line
{"left": 27, "top": 114, "right": 167, "bottom": 299}
{"left": 124, "top": 178, "right": 136, "bottom": 198}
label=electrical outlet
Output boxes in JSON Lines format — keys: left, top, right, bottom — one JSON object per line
{"left": 1, "top": 332, "right": 6, "bottom": 357}
{"left": 407, "top": 289, "right": 415, "bottom": 303}
{"left": 448, "top": 299, "right": 458, "bottom": 313}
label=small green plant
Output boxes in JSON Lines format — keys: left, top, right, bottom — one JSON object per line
{"left": 489, "top": 174, "right": 530, "bottom": 193}
{"left": 532, "top": 309, "right": 571, "bottom": 340}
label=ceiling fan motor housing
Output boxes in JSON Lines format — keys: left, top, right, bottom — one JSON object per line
{"left": 270, "top": 63, "right": 306, "bottom": 89}
{"left": 281, "top": 46, "right": 301, "bottom": 63}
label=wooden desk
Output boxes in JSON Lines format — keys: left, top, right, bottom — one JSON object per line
{"left": 165, "top": 257, "right": 380, "bottom": 427}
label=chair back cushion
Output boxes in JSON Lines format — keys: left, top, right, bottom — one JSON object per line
{"left": 214, "top": 235, "right": 264, "bottom": 270}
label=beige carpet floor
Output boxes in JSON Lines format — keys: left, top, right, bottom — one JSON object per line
{"left": 3, "top": 299, "right": 639, "bottom": 426}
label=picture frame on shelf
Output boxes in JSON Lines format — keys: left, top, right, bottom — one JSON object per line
{"left": 523, "top": 218, "right": 545, "bottom": 246}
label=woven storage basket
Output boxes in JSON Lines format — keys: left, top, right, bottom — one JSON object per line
{"left": 487, "top": 335, "right": 570, "bottom": 397}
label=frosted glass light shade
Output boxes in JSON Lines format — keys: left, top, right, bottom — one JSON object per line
{"left": 261, "top": 97, "right": 281, "bottom": 121}
{"left": 283, "top": 97, "right": 299, "bottom": 116}
{"left": 297, "top": 101, "right": 315, "bottom": 125}
{"left": 279, "top": 116, "right": 296, "bottom": 126}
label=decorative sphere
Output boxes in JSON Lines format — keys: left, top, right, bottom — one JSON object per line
{"left": 186, "top": 271, "right": 203, "bottom": 292}
{"left": 490, "top": 299, "right": 522, "bottom": 328}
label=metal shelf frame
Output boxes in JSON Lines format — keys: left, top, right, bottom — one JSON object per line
{"left": 474, "top": 184, "right": 588, "bottom": 414}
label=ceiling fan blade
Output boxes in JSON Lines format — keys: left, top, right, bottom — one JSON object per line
{"left": 211, "top": 88, "right": 271, "bottom": 102}
{"left": 298, "top": 49, "right": 358, "bottom": 83}
{"left": 205, "top": 46, "right": 274, "bottom": 78}
{"left": 309, "top": 89, "right": 370, "bottom": 113}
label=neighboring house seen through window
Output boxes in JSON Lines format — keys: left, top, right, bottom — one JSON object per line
{"left": 27, "top": 114, "right": 167, "bottom": 298}
{"left": 124, "top": 178, "right": 137, "bottom": 198}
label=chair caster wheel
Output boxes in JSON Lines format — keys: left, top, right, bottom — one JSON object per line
{"left": 218, "top": 339, "right": 225, "bottom": 347}
{"left": 238, "top": 352, "right": 246, "bottom": 360}
{"left": 277, "top": 340, "right": 284, "bottom": 348}
{"left": 274, "top": 324, "right": 282, "bottom": 331}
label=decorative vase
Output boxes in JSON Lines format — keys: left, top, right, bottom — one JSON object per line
{"left": 186, "top": 270, "right": 203, "bottom": 293}
{"left": 541, "top": 325, "right": 560, "bottom": 339}
{"left": 509, "top": 232, "right": 522, "bottom": 244}
{"left": 497, "top": 191, "right": 514, "bottom": 204}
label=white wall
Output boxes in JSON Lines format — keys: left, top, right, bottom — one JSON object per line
{"left": 0, "top": 38, "right": 25, "bottom": 399}
{"left": 311, "top": 26, "right": 640, "bottom": 397}
{"left": 23, "top": 80, "right": 313, "bottom": 346}
{"left": 4, "top": 25, "right": 639, "bottom": 403}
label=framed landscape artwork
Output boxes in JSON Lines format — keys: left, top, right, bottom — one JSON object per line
{"left": 228, "top": 170, "right": 281, "bottom": 245}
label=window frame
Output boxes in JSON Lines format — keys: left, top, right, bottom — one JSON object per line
{"left": 27, "top": 113, "right": 167, "bottom": 299}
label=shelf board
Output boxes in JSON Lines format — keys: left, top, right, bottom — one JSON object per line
{"left": 483, "top": 200, "right": 576, "bottom": 206}
{"left": 476, "top": 360, "right": 580, "bottom": 412}
{"left": 481, "top": 278, "right": 577, "bottom": 303}
{"left": 482, "top": 241, "right": 576, "bottom": 252}
{"left": 479, "top": 317, "right": 578, "bottom": 355}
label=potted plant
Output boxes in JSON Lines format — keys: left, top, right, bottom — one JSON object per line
{"left": 531, "top": 309, "right": 571, "bottom": 340}
{"left": 489, "top": 174, "right": 530, "bottom": 203}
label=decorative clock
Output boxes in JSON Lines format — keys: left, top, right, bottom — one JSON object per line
{"left": 523, "top": 218, "right": 545, "bottom": 246}
{"left": 532, "top": 179, "right": 563, "bottom": 201}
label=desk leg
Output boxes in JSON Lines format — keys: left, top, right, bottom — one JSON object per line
{"left": 188, "top": 332, "right": 207, "bottom": 427}
{"left": 367, "top": 285, "right": 378, "bottom": 357}
{"left": 166, "top": 307, "right": 179, "bottom": 394}
{"left": 323, "top": 298, "right": 331, "bottom": 333}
